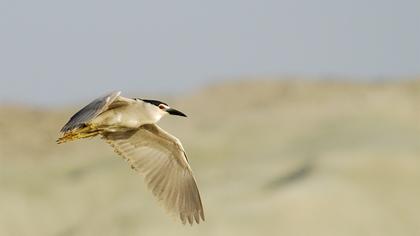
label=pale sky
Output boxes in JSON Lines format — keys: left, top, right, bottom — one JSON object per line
{"left": 1, "top": 0, "right": 419, "bottom": 105}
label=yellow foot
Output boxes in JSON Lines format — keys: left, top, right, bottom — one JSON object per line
{"left": 57, "top": 125, "right": 100, "bottom": 144}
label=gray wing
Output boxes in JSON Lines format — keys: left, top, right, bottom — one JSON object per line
{"left": 102, "top": 124, "right": 205, "bottom": 225}
{"left": 60, "top": 91, "right": 121, "bottom": 132}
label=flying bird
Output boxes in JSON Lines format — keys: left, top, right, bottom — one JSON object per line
{"left": 57, "top": 91, "right": 204, "bottom": 225}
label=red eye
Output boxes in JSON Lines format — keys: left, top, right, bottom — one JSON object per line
{"left": 159, "top": 104, "right": 166, "bottom": 109}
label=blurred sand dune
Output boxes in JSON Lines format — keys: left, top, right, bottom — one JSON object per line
{"left": 1, "top": 79, "right": 420, "bottom": 236}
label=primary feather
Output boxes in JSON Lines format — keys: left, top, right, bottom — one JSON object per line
{"left": 102, "top": 124, "right": 204, "bottom": 224}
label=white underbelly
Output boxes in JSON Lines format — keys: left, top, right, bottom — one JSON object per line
{"left": 93, "top": 111, "right": 137, "bottom": 128}
{"left": 91, "top": 107, "right": 153, "bottom": 131}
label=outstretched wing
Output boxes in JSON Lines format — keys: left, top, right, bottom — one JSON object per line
{"left": 101, "top": 124, "right": 205, "bottom": 225}
{"left": 60, "top": 91, "right": 121, "bottom": 132}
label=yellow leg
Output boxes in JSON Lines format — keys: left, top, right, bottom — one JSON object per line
{"left": 57, "top": 125, "right": 100, "bottom": 144}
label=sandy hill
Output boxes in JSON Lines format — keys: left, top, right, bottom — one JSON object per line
{"left": 1, "top": 80, "right": 420, "bottom": 236}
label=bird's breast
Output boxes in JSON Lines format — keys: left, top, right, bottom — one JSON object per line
{"left": 92, "top": 105, "right": 154, "bottom": 131}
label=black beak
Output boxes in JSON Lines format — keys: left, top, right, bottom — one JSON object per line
{"left": 166, "top": 108, "right": 187, "bottom": 117}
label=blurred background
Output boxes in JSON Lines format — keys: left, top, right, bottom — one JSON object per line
{"left": 1, "top": 1, "right": 420, "bottom": 235}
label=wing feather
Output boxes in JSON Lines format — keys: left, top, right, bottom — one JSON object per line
{"left": 102, "top": 124, "right": 204, "bottom": 225}
{"left": 60, "top": 91, "right": 121, "bottom": 132}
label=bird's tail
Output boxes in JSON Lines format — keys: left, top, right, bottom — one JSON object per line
{"left": 57, "top": 124, "right": 100, "bottom": 144}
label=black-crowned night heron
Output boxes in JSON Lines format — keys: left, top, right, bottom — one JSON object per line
{"left": 57, "top": 91, "right": 204, "bottom": 225}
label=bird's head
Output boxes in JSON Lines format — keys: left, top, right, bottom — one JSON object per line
{"left": 140, "top": 99, "right": 187, "bottom": 120}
